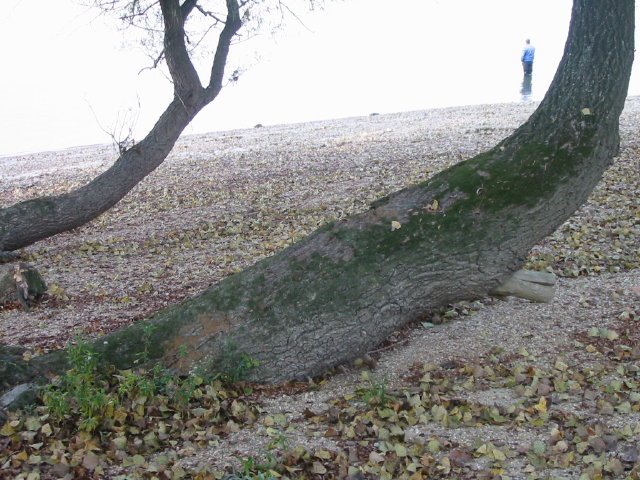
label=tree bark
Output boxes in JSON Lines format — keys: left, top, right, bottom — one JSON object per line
{"left": 0, "top": 0, "right": 634, "bottom": 395}
{"left": 88, "top": 0, "right": 635, "bottom": 383}
{"left": 0, "top": 0, "right": 241, "bottom": 252}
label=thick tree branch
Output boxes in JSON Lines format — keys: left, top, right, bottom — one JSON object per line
{"left": 0, "top": 0, "right": 244, "bottom": 253}
{"left": 180, "top": 0, "right": 198, "bottom": 19}
{"left": 138, "top": 0, "right": 199, "bottom": 74}
{"left": 205, "top": 0, "right": 242, "bottom": 100}
{"left": 159, "top": 0, "right": 202, "bottom": 98}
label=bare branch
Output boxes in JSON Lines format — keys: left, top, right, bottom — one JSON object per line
{"left": 134, "top": 0, "right": 198, "bottom": 75}
{"left": 91, "top": 0, "right": 322, "bottom": 87}
{"left": 85, "top": 98, "right": 140, "bottom": 155}
{"left": 188, "top": 21, "right": 220, "bottom": 52}
{"left": 278, "top": 0, "right": 314, "bottom": 33}
{"left": 194, "top": 3, "right": 226, "bottom": 23}
{"left": 138, "top": 49, "right": 165, "bottom": 74}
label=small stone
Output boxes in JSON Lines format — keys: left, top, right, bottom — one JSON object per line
{"left": 602, "top": 434, "right": 618, "bottom": 450}
{"left": 449, "top": 448, "right": 473, "bottom": 467}
{"left": 588, "top": 436, "right": 607, "bottom": 453}
{"left": 620, "top": 445, "right": 639, "bottom": 463}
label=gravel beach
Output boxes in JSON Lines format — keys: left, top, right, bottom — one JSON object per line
{"left": 1, "top": 100, "right": 547, "bottom": 349}
{"left": 1, "top": 98, "right": 638, "bottom": 478}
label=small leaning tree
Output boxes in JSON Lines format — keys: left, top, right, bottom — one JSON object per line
{"left": 0, "top": 0, "right": 297, "bottom": 251}
{"left": 0, "top": 0, "right": 635, "bottom": 395}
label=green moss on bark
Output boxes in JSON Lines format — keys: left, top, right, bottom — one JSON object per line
{"left": 20, "top": 197, "right": 57, "bottom": 216}
{"left": 72, "top": 114, "right": 599, "bottom": 381}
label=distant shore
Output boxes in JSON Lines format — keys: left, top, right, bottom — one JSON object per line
{"left": 4, "top": 94, "right": 640, "bottom": 163}
{"left": 3, "top": 99, "right": 543, "bottom": 185}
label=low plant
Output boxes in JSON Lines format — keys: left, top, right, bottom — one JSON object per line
{"left": 356, "top": 372, "right": 389, "bottom": 407}
{"left": 234, "top": 453, "right": 279, "bottom": 479}
{"left": 227, "top": 353, "right": 261, "bottom": 383}
{"left": 42, "top": 338, "right": 205, "bottom": 432}
{"left": 135, "top": 322, "right": 157, "bottom": 364}
{"left": 42, "top": 338, "right": 114, "bottom": 432}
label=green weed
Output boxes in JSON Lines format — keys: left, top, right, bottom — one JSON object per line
{"left": 356, "top": 373, "right": 389, "bottom": 407}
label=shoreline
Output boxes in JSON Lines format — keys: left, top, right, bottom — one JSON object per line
{"left": 5, "top": 93, "right": 640, "bottom": 163}
{"left": 0, "top": 99, "right": 536, "bottom": 161}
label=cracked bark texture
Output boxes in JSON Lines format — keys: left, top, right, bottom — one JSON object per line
{"left": 87, "top": 0, "right": 634, "bottom": 383}
{"left": 0, "top": 0, "right": 635, "bottom": 391}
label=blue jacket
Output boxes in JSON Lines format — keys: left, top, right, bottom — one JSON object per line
{"left": 522, "top": 45, "right": 535, "bottom": 63}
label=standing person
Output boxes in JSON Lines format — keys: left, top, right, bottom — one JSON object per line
{"left": 521, "top": 38, "right": 535, "bottom": 75}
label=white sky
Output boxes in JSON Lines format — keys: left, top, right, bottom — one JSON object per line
{"left": 1, "top": 0, "right": 638, "bottom": 156}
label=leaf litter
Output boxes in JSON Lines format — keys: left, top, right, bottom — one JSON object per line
{"left": 0, "top": 98, "right": 639, "bottom": 478}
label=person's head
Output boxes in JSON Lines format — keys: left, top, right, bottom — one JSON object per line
{"left": 525, "top": 38, "right": 531, "bottom": 44}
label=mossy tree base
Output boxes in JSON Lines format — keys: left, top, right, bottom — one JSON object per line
{"left": 0, "top": 0, "right": 634, "bottom": 399}
{"left": 91, "top": 0, "right": 634, "bottom": 383}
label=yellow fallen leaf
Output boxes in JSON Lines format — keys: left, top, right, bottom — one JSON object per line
{"left": 315, "top": 449, "right": 332, "bottom": 460}
{"left": 492, "top": 448, "right": 506, "bottom": 461}
{"left": 534, "top": 396, "right": 547, "bottom": 414}
{"left": 40, "top": 423, "right": 52, "bottom": 436}
{"left": 14, "top": 450, "right": 28, "bottom": 462}
{"left": 0, "top": 422, "right": 15, "bottom": 436}
{"left": 348, "top": 466, "right": 361, "bottom": 476}
{"left": 24, "top": 417, "right": 41, "bottom": 431}
{"left": 476, "top": 444, "right": 488, "bottom": 455}
{"left": 311, "top": 461, "right": 327, "bottom": 474}
{"left": 395, "top": 443, "right": 408, "bottom": 457}
{"left": 369, "top": 451, "right": 385, "bottom": 463}
{"left": 391, "top": 221, "right": 401, "bottom": 231}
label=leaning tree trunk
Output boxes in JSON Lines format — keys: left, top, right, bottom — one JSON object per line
{"left": 0, "top": 0, "right": 241, "bottom": 252}
{"left": 2, "top": 0, "right": 635, "bottom": 393}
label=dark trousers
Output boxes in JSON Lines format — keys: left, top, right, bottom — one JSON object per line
{"left": 523, "top": 61, "right": 533, "bottom": 75}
